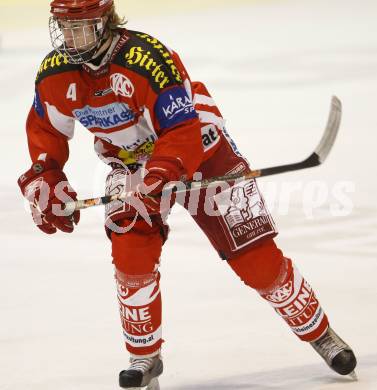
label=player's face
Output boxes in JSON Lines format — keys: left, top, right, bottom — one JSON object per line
{"left": 49, "top": 15, "right": 108, "bottom": 64}
{"left": 59, "top": 19, "right": 99, "bottom": 52}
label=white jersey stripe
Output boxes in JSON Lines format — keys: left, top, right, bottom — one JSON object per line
{"left": 184, "top": 79, "right": 193, "bottom": 102}
{"left": 45, "top": 102, "right": 75, "bottom": 139}
{"left": 143, "top": 106, "right": 157, "bottom": 135}
{"left": 194, "top": 94, "right": 217, "bottom": 107}
{"left": 197, "top": 110, "right": 225, "bottom": 129}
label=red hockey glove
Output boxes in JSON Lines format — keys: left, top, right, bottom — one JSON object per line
{"left": 130, "top": 157, "right": 184, "bottom": 216}
{"left": 140, "top": 156, "right": 186, "bottom": 214}
{"left": 105, "top": 157, "right": 185, "bottom": 230}
{"left": 18, "top": 159, "right": 80, "bottom": 234}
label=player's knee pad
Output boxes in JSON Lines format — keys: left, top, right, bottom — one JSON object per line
{"left": 111, "top": 218, "right": 163, "bottom": 275}
{"left": 227, "top": 238, "right": 288, "bottom": 291}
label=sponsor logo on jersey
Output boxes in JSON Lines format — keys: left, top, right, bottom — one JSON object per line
{"left": 201, "top": 124, "right": 220, "bottom": 152}
{"left": 162, "top": 91, "right": 194, "bottom": 119}
{"left": 37, "top": 53, "right": 69, "bottom": 79}
{"left": 136, "top": 33, "right": 182, "bottom": 84}
{"left": 94, "top": 88, "right": 113, "bottom": 97}
{"left": 214, "top": 179, "right": 277, "bottom": 250}
{"left": 222, "top": 126, "right": 244, "bottom": 158}
{"left": 110, "top": 73, "right": 135, "bottom": 97}
{"left": 118, "top": 139, "right": 156, "bottom": 165}
{"left": 125, "top": 46, "right": 171, "bottom": 90}
{"left": 73, "top": 103, "right": 135, "bottom": 130}
{"left": 225, "top": 162, "right": 247, "bottom": 176}
{"left": 155, "top": 86, "right": 197, "bottom": 129}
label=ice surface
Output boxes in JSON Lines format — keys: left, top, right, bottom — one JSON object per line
{"left": 1, "top": 0, "right": 377, "bottom": 389}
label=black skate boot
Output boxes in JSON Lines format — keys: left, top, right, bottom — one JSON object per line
{"left": 311, "top": 327, "right": 357, "bottom": 379}
{"left": 119, "top": 352, "right": 163, "bottom": 389}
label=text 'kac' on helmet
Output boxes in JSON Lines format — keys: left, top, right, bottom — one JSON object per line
{"left": 50, "top": 0, "right": 114, "bottom": 20}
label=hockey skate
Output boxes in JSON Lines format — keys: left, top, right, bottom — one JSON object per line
{"left": 119, "top": 352, "right": 163, "bottom": 389}
{"left": 311, "top": 327, "right": 357, "bottom": 379}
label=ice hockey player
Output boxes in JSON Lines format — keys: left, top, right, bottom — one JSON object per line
{"left": 17, "top": 0, "right": 357, "bottom": 388}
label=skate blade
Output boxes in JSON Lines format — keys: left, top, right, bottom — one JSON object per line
{"left": 126, "top": 378, "right": 160, "bottom": 390}
{"left": 349, "top": 371, "right": 358, "bottom": 381}
{"left": 146, "top": 377, "right": 160, "bottom": 390}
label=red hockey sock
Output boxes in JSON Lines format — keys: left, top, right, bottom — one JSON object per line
{"left": 112, "top": 219, "right": 164, "bottom": 355}
{"left": 228, "top": 239, "right": 329, "bottom": 341}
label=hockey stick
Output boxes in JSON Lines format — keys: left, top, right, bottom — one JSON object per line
{"left": 64, "top": 96, "right": 341, "bottom": 213}
{"left": 183, "top": 95, "right": 342, "bottom": 191}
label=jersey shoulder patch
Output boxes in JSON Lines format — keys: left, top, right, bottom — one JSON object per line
{"left": 36, "top": 49, "right": 80, "bottom": 85}
{"left": 113, "top": 30, "right": 183, "bottom": 93}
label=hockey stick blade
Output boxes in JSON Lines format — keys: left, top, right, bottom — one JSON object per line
{"left": 313, "top": 96, "right": 342, "bottom": 163}
{"left": 258, "top": 96, "right": 342, "bottom": 177}
{"left": 64, "top": 96, "right": 341, "bottom": 212}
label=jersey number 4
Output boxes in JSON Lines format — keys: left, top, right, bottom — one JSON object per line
{"left": 66, "top": 83, "right": 77, "bottom": 101}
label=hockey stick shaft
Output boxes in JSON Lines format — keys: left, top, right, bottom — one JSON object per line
{"left": 64, "top": 96, "right": 341, "bottom": 213}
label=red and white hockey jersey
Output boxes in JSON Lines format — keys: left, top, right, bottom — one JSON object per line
{"left": 27, "top": 29, "right": 229, "bottom": 178}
